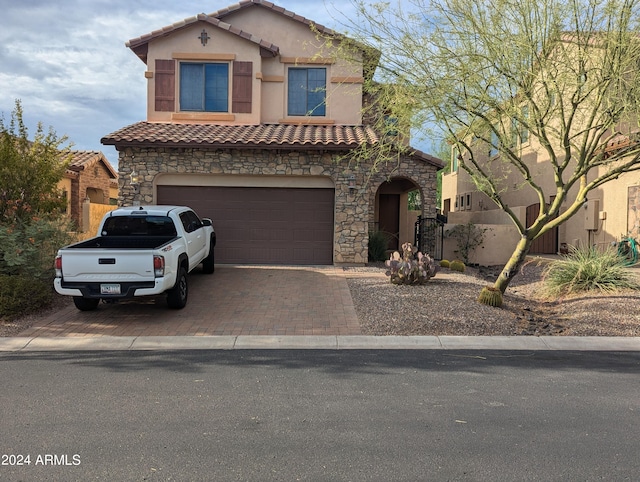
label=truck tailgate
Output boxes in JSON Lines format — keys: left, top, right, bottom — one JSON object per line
{"left": 59, "top": 249, "right": 156, "bottom": 282}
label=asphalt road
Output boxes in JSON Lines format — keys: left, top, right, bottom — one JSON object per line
{"left": 1, "top": 350, "right": 639, "bottom": 481}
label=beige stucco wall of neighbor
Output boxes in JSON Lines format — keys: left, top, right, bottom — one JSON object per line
{"left": 143, "top": 10, "right": 363, "bottom": 126}
{"left": 444, "top": 208, "right": 525, "bottom": 266}
{"left": 442, "top": 120, "right": 640, "bottom": 262}
{"left": 442, "top": 223, "right": 521, "bottom": 266}
{"left": 117, "top": 147, "right": 439, "bottom": 265}
{"left": 578, "top": 169, "right": 640, "bottom": 250}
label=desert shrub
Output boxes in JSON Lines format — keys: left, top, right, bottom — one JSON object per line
{"left": 368, "top": 230, "right": 388, "bottom": 262}
{"left": 440, "top": 259, "right": 450, "bottom": 268}
{"left": 542, "top": 245, "right": 639, "bottom": 297}
{"left": 0, "top": 275, "right": 52, "bottom": 319}
{"left": 449, "top": 259, "right": 466, "bottom": 272}
{"left": 0, "top": 215, "right": 74, "bottom": 282}
{"left": 1, "top": 100, "right": 70, "bottom": 223}
{"left": 445, "top": 222, "right": 488, "bottom": 264}
{"left": 478, "top": 286, "right": 503, "bottom": 307}
{"left": 385, "top": 242, "right": 438, "bottom": 285}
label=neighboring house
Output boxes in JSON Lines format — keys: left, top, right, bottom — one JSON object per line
{"left": 101, "top": 0, "right": 443, "bottom": 265}
{"left": 58, "top": 150, "right": 118, "bottom": 229}
{"left": 442, "top": 115, "right": 640, "bottom": 266}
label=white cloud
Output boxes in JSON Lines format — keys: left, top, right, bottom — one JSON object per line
{"left": 0, "top": 0, "right": 357, "bottom": 167}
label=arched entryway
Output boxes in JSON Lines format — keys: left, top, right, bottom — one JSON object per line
{"left": 373, "top": 178, "right": 421, "bottom": 251}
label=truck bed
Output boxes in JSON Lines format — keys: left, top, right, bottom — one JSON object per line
{"left": 68, "top": 236, "right": 178, "bottom": 250}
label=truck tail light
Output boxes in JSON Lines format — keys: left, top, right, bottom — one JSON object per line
{"left": 54, "top": 255, "right": 62, "bottom": 278}
{"left": 153, "top": 255, "right": 165, "bottom": 277}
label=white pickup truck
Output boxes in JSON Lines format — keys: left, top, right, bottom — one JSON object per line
{"left": 54, "top": 205, "right": 216, "bottom": 311}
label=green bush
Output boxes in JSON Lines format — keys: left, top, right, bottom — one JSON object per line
{"left": 440, "top": 259, "right": 450, "bottom": 268}
{"left": 368, "top": 230, "right": 388, "bottom": 262}
{"left": 0, "top": 275, "right": 52, "bottom": 319}
{"left": 449, "top": 259, "right": 466, "bottom": 272}
{"left": 542, "top": 245, "right": 640, "bottom": 297}
{"left": 0, "top": 215, "right": 74, "bottom": 282}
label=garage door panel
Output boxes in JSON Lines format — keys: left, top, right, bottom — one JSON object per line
{"left": 157, "top": 185, "right": 334, "bottom": 264}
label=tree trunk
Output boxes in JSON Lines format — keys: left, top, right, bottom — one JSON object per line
{"left": 493, "top": 235, "right": 534, "bottom": 293}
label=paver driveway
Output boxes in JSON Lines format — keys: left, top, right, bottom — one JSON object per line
{"left": 19, "top": 266, "right": 362, "bottom": 337}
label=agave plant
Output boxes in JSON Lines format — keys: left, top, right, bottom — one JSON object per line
{"left": 385, "top": 243, "right": 438, "bottom": 285}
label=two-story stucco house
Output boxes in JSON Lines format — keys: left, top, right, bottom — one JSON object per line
{"left": 443, "top": 143, "right": 640, "bottom": 265}
{"left": 101, "top": 0, "right": 443, "bottom": 265}
{"left": 440, "top": 32, "right": 640, "bottom": 267}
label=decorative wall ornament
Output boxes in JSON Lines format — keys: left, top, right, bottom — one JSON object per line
{"left": 198, "top": 29, "right": 210, "bottom": 46}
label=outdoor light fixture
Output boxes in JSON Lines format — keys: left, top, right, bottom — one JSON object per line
{"left": 348, "top": 174, "right": 356, "bottom": 194}
{"left": 130, "top": 169, "right": 140, "bottom": 194}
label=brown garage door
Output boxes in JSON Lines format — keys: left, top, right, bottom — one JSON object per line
{"left": 157, "top": 186, "right": 334, "bottom": 265}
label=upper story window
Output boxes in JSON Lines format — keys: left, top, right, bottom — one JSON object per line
{"left": 287, "top": 67, "right": 326, "bottom": 116}
{"left": 451, "top": 146, "right": 460, "bottom": 172}
{"left": 180, "top": 62, "right": 229, "bottom": 112}
{"left": 488, "top": 129, "right": 499, "bottom": 158}
{"left": 519, "top": 105, "right": 530, "bottom": 144}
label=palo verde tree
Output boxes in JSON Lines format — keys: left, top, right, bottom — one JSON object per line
{"left": 0, "top": 99, "right": 71, "bottom": 224}
{"left": 336, "top": 0, "right": 640, "bottom": 293}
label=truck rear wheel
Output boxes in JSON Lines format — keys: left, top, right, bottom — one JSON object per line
{"left": 167, "top": 267, "right": 188, "bottom": 309}
{"left": 73, "top": 297, "right": 100, "bottom": 311}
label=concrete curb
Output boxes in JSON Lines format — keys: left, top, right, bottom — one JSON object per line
{"left": 1, "top": 336, "right": 639, "bottom": 352}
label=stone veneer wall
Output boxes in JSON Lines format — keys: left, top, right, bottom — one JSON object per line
{"left": 117, "top": 147, "right": 439, "bottom": 264}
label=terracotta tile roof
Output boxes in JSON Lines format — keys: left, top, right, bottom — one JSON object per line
{"left": 67, "top": 150, "right": 118, "bottom": 179}
{"left": 127, "top": 13, "right": 279, "bottom": 63}
{"left": 102, "top": 122, "right": 378, "bottom": 150}
{"left": 100, "top": 122, "right": 443, "bottom": 168}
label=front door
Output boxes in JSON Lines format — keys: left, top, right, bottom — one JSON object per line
{"left": 526, "top": 203, "right": 558, "bottom": 254}
{"left": 379, "top": 194, "right": 400, "bottom": 251}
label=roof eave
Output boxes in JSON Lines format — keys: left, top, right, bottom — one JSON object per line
{"left": 100, "top": 138, "right": 358, "bottom": 151}
{"left": 126, "top": 13, "right": 279, "bottom": 64}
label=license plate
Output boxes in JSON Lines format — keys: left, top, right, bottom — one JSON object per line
{"left": 100, "top": 284, "right": 121, "bottom": 295}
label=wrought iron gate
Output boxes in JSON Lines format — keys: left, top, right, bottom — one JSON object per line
{"left": 414, "top": 215, "right": 445, "bottom": 260}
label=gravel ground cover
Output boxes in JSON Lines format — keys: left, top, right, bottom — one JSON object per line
{"left": 345, "top": 261, "right": 640, "bottom": 336}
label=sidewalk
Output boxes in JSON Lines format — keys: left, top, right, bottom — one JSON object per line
{"left": 1, "top": 335, "right": 639, "bottom": 351}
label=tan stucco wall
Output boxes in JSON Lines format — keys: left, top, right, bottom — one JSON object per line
{"left": 146, "top": 24, "right": 263, "bottom": 124}
{"left": 144, "top": 9, "right": 363, "bottom": 126}
{"left": 442, "top": 223, "right": 521, "bottom": 266}
{"left": 442, "top": 148, "right": 640, "bottom": 257}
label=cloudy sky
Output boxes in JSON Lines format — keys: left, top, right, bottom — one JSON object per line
{"left": 0, "top": 0, "right": 357, "bottom": 168}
